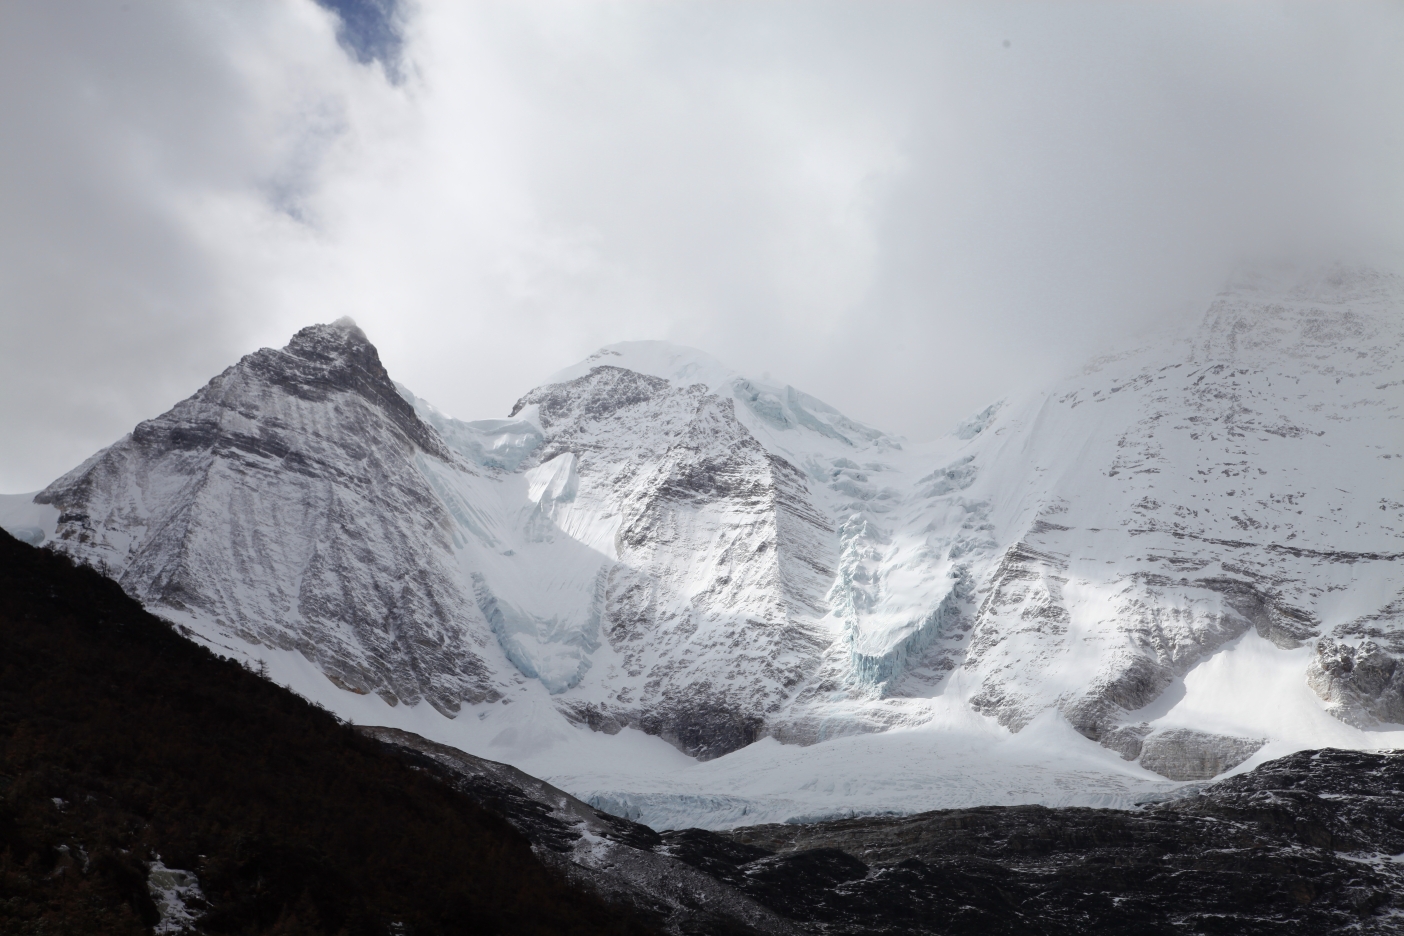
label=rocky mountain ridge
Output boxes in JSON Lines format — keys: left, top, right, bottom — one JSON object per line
{"left": 3, "top": 265, "right": 1402, "bottom": 821}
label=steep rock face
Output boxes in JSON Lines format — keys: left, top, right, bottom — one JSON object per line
{"left": 1136, "top": 729, "right": 1265, "bottom": 781}
{"left": 36, "top": 319, "right": 506, "bottom": 714}
{"left": 1309, "top": 638, "right": 1404, "bottom": 727}
{"left": 510, "top": 366, "right": 835, "bottom": 758}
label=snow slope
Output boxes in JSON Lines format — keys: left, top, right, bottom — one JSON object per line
{"left": 8, "top": 265, "right": 1403, "bottom": 828}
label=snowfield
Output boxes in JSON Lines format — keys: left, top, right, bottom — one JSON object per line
{"left": 6, "top": 264, "right": 1403, "bottom": 829}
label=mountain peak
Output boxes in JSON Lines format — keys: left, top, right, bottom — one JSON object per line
{"left": 285, "top": 317, "right": 377, "bottom": 366}
{"left": 546, "top": 341, "right": 735, "bottom": 393}
{"left": 263, "top": 320, "right": 449, "bottom": 459}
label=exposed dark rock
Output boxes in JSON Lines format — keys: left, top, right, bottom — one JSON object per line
{"left": 359, "top": 725, "right": 795, "bottom": 935}
{"left": 638, "top": 699, "right": 767, "bottom": 762}
{"left": 1197, "top": 575, "right": 1320, "bottom": 649}
{"left": 1062, "top": 656, "right": 1174, "bottom": 744}
{"left": 712, "top": 749, "right": 1404, "bottom": 934}
{"left": 363, "top": 718, "right": 1404, "bottom": 936}
{"left": 1099, "top": 722, "right": 1152, "bottom": 760}
{"left": 656, "top": 828, "right": 773, "bottom": 883}
{"left": 1137, "top": 727, "right": 1266, "bottom": 780}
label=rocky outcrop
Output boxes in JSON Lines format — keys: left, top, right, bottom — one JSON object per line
{"left": 1309, "top": 638, "right": 1404, "bottom": 728}
{"left": 359, "top": 725, "right": 796, "bottom": 935}
{"left": 713, "top": 749, "right": 1404, "bottom": 935}
{"left": 1137, "top": 728, "right": 1265, "bottom": 780}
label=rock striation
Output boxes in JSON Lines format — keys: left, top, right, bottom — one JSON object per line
{"left": 35, "top": 319, "right": 506, "bottom": 715}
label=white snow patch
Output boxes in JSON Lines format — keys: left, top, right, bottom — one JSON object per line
{"left": 147, "top": 860, "right": 204, "bottom": 934}
{"left": 1138, "top": 630, "right": 1404, "bottom": 776}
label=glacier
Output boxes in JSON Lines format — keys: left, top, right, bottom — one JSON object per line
{"left": 6, "top": 266, "right": 1404, "bottom": 829}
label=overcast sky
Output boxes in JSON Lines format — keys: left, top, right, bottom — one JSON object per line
{"left": 2, "top": 1, "right": 1401, "bottom": 492}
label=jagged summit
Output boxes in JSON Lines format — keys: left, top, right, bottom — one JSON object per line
{"left": 33, "top": 319, "right": 494, "bottom": 714}
{"left": 261, "top": 317, "right": 450, "bottom": 458}
{"left": 536, "top": 340, "right": 898, "bottom": 456}
{"left": 284, "top": 315, "right": 374, "bottom": 366}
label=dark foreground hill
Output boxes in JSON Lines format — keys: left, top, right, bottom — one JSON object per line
{"left": 711, "top": 747, "right": 1404, "bottom": 934}
{"left": 4, "top": 521, "right": 1404, "bottom": 936}
{"left": 0, "top": 527, "right": 656, "bottom": 936}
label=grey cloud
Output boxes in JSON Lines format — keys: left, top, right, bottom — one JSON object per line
{"left": 0, "top": 1, "right": 362, "bottom": 490}
{"left": 2, "top": 1, "right": 1400, "bottom": 490}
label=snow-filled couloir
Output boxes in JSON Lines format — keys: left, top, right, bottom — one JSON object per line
{"left": 5, "top": 264, "right": 1403, "bottom": 828}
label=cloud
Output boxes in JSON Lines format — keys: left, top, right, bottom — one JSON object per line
{"left": 2, "top": 1, "right": 1401, "bottom": 491}
{"left": 0, "top": 1, "right": 376, "bottom": 490}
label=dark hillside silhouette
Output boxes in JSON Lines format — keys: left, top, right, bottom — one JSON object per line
{"left": 0, "top": 527, "right": 657, "bottom": 935}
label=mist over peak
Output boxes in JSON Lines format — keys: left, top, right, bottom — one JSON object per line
{"left": 1, "top": 3, "right": 1401, "bottom": 496}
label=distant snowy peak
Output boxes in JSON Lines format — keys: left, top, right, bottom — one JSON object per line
{"left": 536, "top": 340, "right": 900, "bottom": 457}
{"left": 898, "top": 265, "right": 1404, "bottom": 755}
{"left": 1195, "top": 269, "right": 1403, "bottom": 369}
{"left": 546, "top": 341, "right": 735, "bottom": 393}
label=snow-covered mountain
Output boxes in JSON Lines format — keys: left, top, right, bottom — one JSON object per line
{"left": 4, "top": 264, "right": 1402, "bottom": 826}
{"left": 848, "top": 265, "right": 1404, "bottom": 769}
